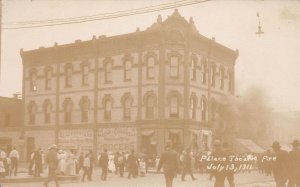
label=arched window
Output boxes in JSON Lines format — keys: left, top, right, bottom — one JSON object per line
{"left": 170, "top": 96, "right": 179, "bottom": 118}
{"left": 201, "top": 60, "right": 207, "bottom": 84}
{"left": 28, "top": 101, "right": 37, "bottom": 124}
{"left": 124, "top": 97, "right": 131, "bottom": 120}
{"left": 211, "top": 99, "right": 216, "bottom": 120}
{"left": 191, "top": 58, "right": 197, "bottom": 81}
{"left": 29, "top": 69, "right": 37, "bottom": 92}
{"left": 105, "top": 62, "right": 112, "bottom": 82}
{"left": 147, "top": 57, "right": 155, "bottom": 79}
{"left": 64, "top": 98, "right": 73, "bottom": 123}
{"left": 45, "top": 68, "right": 52, "bottom": 90}
{"left": 81, "top": 96, "right": 89, "bottom": 122}
{"left": 170, "top": 56, "right": 179, "bottom": 78}
{"left": 124, "top": 60, "right": 131, "bottom": 81}
{"left": 81, "top": 64, "right": 89, "bottom": 86}
{"left": 104, "top": 100, "right": 112, "bottom": 120}
{"left": 190, "top": 95, "right": 197, "bottom": 120}
{"left": 43, "top": 100, "right": 52, "bottom": 124}
{"left": 65, "top": 65, "right": 73, "bottom": 88}
{"left": 146, "top": 96, "right": 155, "bottom": 119}
{"left": 201, "top": 97, "right": 207, "bottom": 121}
{"left": 211, "top": 65, "right": 216, "bottom": 87}
{"left": 219, "top": 67, "right": 225, "bottom": 90}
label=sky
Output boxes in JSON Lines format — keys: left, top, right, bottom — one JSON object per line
{"left": 0, "top": 0, "right": 300, "bottom": 111}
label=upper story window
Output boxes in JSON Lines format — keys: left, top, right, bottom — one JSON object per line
{"left": 170, "top": 56, "right": 179, "bottom": 78}
{"left": 211, "top": 99, "right": 216, "bottom": 120}
{"left": 45, "top": 68, "right": 52, "bottom": 90}
{"left": 82, "top": 64, "right": 89, "bottom": 86}
{"left": 65, "top": 65, "right": 73, "bottom": 88}
{"left": 29, "top": 69, "right": 37, "bottom": 92}
{"left": 124, "top": 60, "right": 132, "bottom": 81}
{"left": 63, "top": 98, "right": 73, "bottom": 123}
{"left": 81, "top": 96, "right": 89, "bottom": 122}
{"left": 190, "top": 96, "right": 197, "bottom": 120}
{"left": 170, "top": 96, "right": 179, "bottom": 118}
{"left": 43, "top": 100, "right": 52, "bottom": 124}
{"left": 124, "top": 97, "right": 131, "bottom": 120}
{"left": 219, "top": 67, "right": 225, "bottom": 90}
{"left": 201, "top": 60, "right": 207, "bottom": 85}
{"left": 105, "top": 62, "right": 112, "bottom": 83}
{"left": 147, "top": 57, "right": 155, "bottom": 79}
{"left": 211, "top": 65, "right": 216, "bottom": 88}
{"left": 146, "top": 96, "right": 155, "bottom": 119}
{"left": 28, "top": 101, "right": 37, "bottom": 124}
{"left": 191, "top": 58, "right": 197, "bottom": 81}
{"left": 104, "top": 100, "right": 112, "bottom": 121}
{"left": 201, "top": 97, "right": 207, "bottom": 121}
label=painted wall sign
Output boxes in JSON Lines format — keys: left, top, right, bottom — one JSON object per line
{"left": 58, "top": 129, "right": 93, "bottom": 151}
{"left": 97, "top": 127, "right": 137, "bottom": 152}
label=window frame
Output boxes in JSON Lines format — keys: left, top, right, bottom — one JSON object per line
{"left": 81, "top": 64, "right": 89, "bottom": 86}
{"left": 170, "top": 56, "right": 179, "bottom": 78}
{"left": 169, "top": 96, "right": 179, "bottom": 118}
{"left": 105, "top": 62, "right": 112, "bottom": 83}
{"left": 147, "top": 57, "right": 155, "bottom": 79}
{"left": 65, "top": 65, "right": 73, "bottom": 88}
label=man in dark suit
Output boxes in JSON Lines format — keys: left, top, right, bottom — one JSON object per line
{"left": 157, "top": 141, "right": 179, "bottom": 187}
{"left": 44, "top": 144, "right": 59, "bottom": 187}
{"left": 127, "top": 149, "right": 138, "bottom": 179}
{"left": 288, "top": 140, "right": 300, "bottom": 187}
{"left": 272, "top": 141, "right": 289, "bottom": 187}
{"left": 99, "top": 149, "right": 109, "bottom": 181}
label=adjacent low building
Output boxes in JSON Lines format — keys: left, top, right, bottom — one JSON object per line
{"left": 20, "top": 10, "right": 238, "bottom": 159}
{"left": 0, "top": 95, "right": 24, "bottom": 158}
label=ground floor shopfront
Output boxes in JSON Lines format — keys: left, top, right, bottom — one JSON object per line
{"left": 1, "top": 122, "right": 213, "bottom": 161}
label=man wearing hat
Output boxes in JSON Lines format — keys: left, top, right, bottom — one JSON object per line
{"left": 271, "top": 141, "right": 289, "bottom": 187}
{"left": 157, "top": 140, "right": 179, "bottom": 187}
{"left": 44, "top": 144, "right": 59, "bottom": 187}
{"left": 288, "top": 140, "right": 300, "bottom": 187}
{"left": 210, "top": 139, "right": 226, "bottom": 187}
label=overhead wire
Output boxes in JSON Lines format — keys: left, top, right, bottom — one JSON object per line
{"left": 3, "top": 0, "right": 211, "bottom": 30}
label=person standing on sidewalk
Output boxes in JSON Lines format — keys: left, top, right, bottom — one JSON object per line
{"left": 157, "top": 141, "right": 179, "bottom": 187}
{"left": 87, "top": 150, "right": 94, "bottom": 181}
{"left": 33, "top": 147, "right": 43, "bottom": 177}
{"left": 99, "top": 149, "right": 109, "bottom": 181}
{"left": 272, "top": 141, "right": 289, "bottom": 187}
{"left": 181, "top": 148, "right": 196, "bottom": 181}
{"left": 127, "top": 149, "right": 138, "bottom": 179}
{"left": 44, "top": 144, "right": 59, "bottom": 187}
{"left": 118, "top": 152, "right": 126, "bottom": 177}
{"left": 9, "top": 147, "right": 19, "bottom": 176}
{"left": 81, "top": 153, "right": 90, "bottom": 182}
{"left": 288, "top": 140, "right": 300, "bottom": 187}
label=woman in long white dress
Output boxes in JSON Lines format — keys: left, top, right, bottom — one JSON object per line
{"left": 108, "top": 154, "right": 115, "bottom": 173}
{"left": 65, "top": 151, "right": 76, "bottom": 176}
{"left": 57, "top": 150, "right": 67, "bottom": 175}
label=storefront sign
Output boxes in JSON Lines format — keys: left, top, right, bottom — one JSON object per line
{"left": 58, "top": 129, "right": 93, "bottom": 151}
{"left": 97, "top": 127, "right": 137, "bottom": 152}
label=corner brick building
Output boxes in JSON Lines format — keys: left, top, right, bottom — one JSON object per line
{"left": 20, "top": 10, "right": 238, "bottom": 159}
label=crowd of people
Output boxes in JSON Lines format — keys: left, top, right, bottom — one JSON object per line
{"left": 1, "top": 139, "right": 300, "bottom": 187}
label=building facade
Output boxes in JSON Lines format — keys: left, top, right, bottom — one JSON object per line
{"left": 21, "top": 10, "right": 238, "bottom": 158}
{"left": 0, "top": 95, "right": 24, "bottom": 156}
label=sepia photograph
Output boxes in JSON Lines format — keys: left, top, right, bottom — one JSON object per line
{"left": 0, "top": 0, "right": 300, "bottom": 187}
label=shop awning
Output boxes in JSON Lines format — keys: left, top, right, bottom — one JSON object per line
{"left": 235, "top": 138, "right": 265, "bottom": 153}
{"left": 280, "top": 143, "right": 292, "bottom": 152}
{"left": 141, "top": 129, "right": 155, "bottom": 136}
